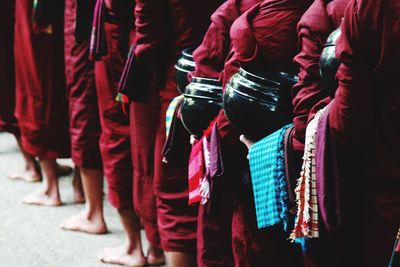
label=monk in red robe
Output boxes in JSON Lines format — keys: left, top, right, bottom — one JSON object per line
{"left": 215, "top": 0, "right": 312, "bottom": 265}
{"left": 328, "top": 0, "right": 400, "bottom": 266}
{"left": 14, "top": 0, "right": 81, "bottom": 206}
{"left": 59, "top": 0, "right": 107, "bottom": 234}
{"left": 128, "top": 0, "right": 221, "bottom": 266}
{"left": 290, "top": 1, "right": 349, "bottom": 266}
{"left": 0, "top": 0, "right": 40, "bottom": 182}
{"left": 190, "top": 1, "right": 263, "bottom": 266}
{"left": 292, "top": 0, "right": 349, "bottom": 153}
{"left": 90, "top": 0, "right": 163, "bottom": 265}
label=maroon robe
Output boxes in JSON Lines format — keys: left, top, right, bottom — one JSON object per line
{"left": 14, "top": 0, "right": 70, "bottom": 159}
{"left": 191, "top": 0, "right": 262, "bottom": 80}
{"left": 65, "top": 0, "right": 102, "bottom": 169}
{"left": 329, "top": 0, "right": 400, "bottom": 266}
{"left": 289, "top": 1, "right": 349, "bottom": 266}
{"left": 131, "top": 0, "right": 222, "bottom": 253}
{"left": 94, "top": 0, "right": 135, "bottom": 208}
{"left": 291, "top": 0, "right": 349, "bottom": 153}
{"left": 191, "top": 1, "right": 263, "bottom": 266}
{"left": 215, "top": 1, "right": 312, "bottom": 266}
{"left": 0, "top": 0, "right": 18, "bottom": 135}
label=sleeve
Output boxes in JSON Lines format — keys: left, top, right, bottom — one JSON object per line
{"left": 329, "top": 0, "right": 376, "bottom": 145}
{"left": 134, "top": 0, "right": 168, "bottom": 66}
{"left": 291, "top": 0, "right": 335, "bottom": 152}
{"left": 291, "top": 26, "right": 331, "bottom": 152}
{"left": 191, "top": 0, "right": 241, "bottom": 79}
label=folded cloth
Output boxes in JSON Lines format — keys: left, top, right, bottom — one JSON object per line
{"left": 209, "top": 122, "right": 224, "bottom": 178}
{"left": 315, "top": 102, "right": 342, "bottom": 233}
{"left": 291, "top": 107, "right": 327, "bottom": 241}
{"left": 89, "top": 0, "right": 107, "bottom": 61}
{"left": 248, "top": 123, "right": 292, "bottom": 230}
{"left": 187, "top": 118, "right": 218, "bottom": 205}
{"left": 188, "top": 137, "right": 204, "bottom": 205}
{"left": 389, "top": 227, "right": 400, "bottom": 267}
{"left": 162, "top": 95, "right": 184, "bottom": 163}
{"left": 32, "top": 0, "right": 55, "bottom": 34}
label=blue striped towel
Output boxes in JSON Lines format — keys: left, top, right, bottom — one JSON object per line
{"left": 249, "top": 124, "right": 292, "bottom": 230}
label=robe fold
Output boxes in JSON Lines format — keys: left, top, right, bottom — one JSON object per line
{"left": 65, "top": 0, "right": 102, "bottom": 169}
{"left": 94, "top": 0, "right": 135, "bottom": 209}
{"left": 0, "top": 0, "right": 18, "bottom": 135}
{"left": 214, "top": 1, "right": 312, "bottom": 265}
{"left": 191, "top": 0, "right": 262, "bottom": 80}
{"left": 193, "top": 2, "right": 264, "bottom": 265}
{"left": 130, "top": 0, "right": 222, "bottom": 253}
{"left": 291, "top": 0, "right": 348, "bottom": 153}
{"left": 329, "top": 0, "right": 400, "bottom": 266}
{"left": 14, "top": 0, "right": 70, "bottom": 159}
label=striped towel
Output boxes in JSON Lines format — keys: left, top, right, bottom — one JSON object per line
{"left": 389, "top": 227, "right": 400, "bottom": 267}
{"left": 248, "top": 124, "right": 292, "bottom": 230}
{"left": 188, "top": 138, "right": 204, "bottom": 205}
{"left": 165, "top": 95, "right": 184, "bottom": 139}
{"left": 291, "top": 107, "right": 327, "bottom": 241}
{"left": 89, "top": 0, "right": 107, "bottom": 61}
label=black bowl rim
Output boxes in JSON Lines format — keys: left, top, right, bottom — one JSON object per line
{"left": 224, "top": 83, "right": 292, "bottom": 110}
{"left": 238, "top": 66, "right": 298, "bottom": 86}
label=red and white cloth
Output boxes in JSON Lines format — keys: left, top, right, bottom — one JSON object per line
{"left": 291, "top": 107, "right": 327, "bottom": 240}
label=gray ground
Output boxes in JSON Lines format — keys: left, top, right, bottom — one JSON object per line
{"left": 0, "top": 133, "right": 165, "bottom": 267}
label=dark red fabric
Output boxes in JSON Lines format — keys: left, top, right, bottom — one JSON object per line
{"left": 65, "top": 0, "right": 102, "bottom": 169}
{"left": 232, "top": 184, "right": 304, "bottom": 267}
{"left": 328, "top": 0, "right": 400, "bottom": 266}
{"left": 191, "top": 0, "right": 262, "bottom": 79}
{"left": 14, "top": 0, "right": 70, "bottom": 159}
{"left": 212, "top": 1, "right": 312, "bottom": 266}
{"left": 95, "top": 0, "right": 134, "bottom": 209}
{"left": 0, "top": 0, "right": 18, "bottom": 135}
{"left": 154, "top": 67, "right": 198, "bottom": 253}
{"left": 132, "top": 0, "right": 222, "bottom": 252}
{"left": 291, "top": 0, "right": 349, "bottom": 152}
{"left": 130, "top": 80, "right": 161, "bottom": 248}
{"left": 222, "top": 0, "right": 311, "bottom": 87}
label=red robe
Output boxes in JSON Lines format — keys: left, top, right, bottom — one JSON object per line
{"left": 216, "top": 1, "right": 312, "bottom": 266}
{"left": 191, "top": 0, "right": 262, "bottom": 79}
{"left": 94, "top": 0, "right": 134, "bottom": 209}
{"left": 191, "top": 1, "right": 263, "bottom": 266}
{"left": 131, "top": 0, "right": 222, "bottom": 253}
{"left": 330, "top": 0, "right": 400, "bottom": 266}
{"left": 0, "top": 0, "right": 18, "bottom": 135}
{"left": 291, "top": 0, "right": 349, "bottom": 153}
{"left": 14, "top": 0, "right": 70, "bottom": 159}
{"left": 289, "top": 1, "right": 349, "bottom": 266}
{"left": 65, "top": 0, "right": 102, "bottom": 169}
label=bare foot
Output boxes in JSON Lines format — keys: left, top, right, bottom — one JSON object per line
{"left": 23, "top": 189, "right": 62, "bottom": 207}
{"left": 60, "top": 211, "right": 108, "bottom": 234}
{"left": 9, "top": 170, "right": 41, "bottom": 182}
{"left": 99, "top": 244, "right": 146, "bottom": 267}
{"left": 56, "top": 164, "right": 73, "bottom": 177}
{"left": 147, "top": 246, "right": 165, "bottom": 266}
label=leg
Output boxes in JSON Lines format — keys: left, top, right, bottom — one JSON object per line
{"left": 9, "top": 135, "right": 42, "bottom": 182}
{"left": 60, "top": 167, "right": 107, "bottom": 234}
{"left": 165, "top": 252, "right": 196, "bottom": 267}
{"left": 72, "top": 166, "right": 85, "bottom": 204}
{"left": 99, "top": 208, "right": 146, "bottom": 266}
{"left": 23, "top": 158, "right": 62, "bottom": 206}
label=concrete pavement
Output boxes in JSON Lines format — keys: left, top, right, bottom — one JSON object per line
{"left": 0, "top": 133, "right": 165, "bottom": 267}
